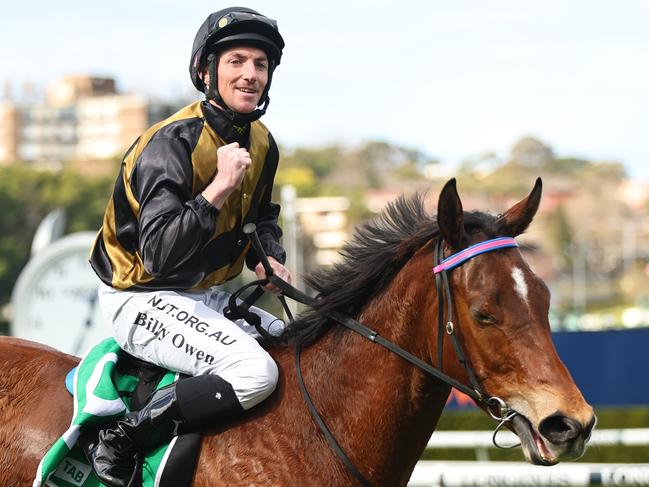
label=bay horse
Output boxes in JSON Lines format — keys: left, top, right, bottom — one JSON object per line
{"left": 0, "top": 178, "right": 595, "bottom": 486}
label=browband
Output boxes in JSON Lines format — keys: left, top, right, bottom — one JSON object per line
{"left": 433, "top": 237, "right": 518, "bottom": 274}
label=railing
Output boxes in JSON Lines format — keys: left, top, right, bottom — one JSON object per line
{"left": 425, "top": 428, "right": 649, "bottom": 461}
{"left": 407, "top": 429, "right": 649, "bottom": 486}
{"left": 409, "top": 461, "right": 649, "bottom": 486}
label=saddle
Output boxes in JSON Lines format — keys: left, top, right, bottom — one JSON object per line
{"left": 62, "top": 352, "right": 201, "bottom": 487}
{"left": 66, "top": 353, "right": 171, "bottom": 408}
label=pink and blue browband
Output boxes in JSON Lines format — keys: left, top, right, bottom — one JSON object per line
{"left": 433, "top": 237, "right": 518, "bottom": 274}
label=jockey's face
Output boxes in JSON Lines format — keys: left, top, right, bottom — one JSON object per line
{"left": 215, "top": 45, "right": 269, "bottom": 113}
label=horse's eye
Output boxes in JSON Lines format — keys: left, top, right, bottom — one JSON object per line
{"left": 471, "top": 308, "right": 497, "bottom": 325}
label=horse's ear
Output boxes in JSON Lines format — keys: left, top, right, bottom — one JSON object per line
{"left": 495, "top": 177, "right": 543, "bottom": 237}
{"left": 437, "top": 178, "right": 467, "bottom": 250}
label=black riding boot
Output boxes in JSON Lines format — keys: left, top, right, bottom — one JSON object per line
{"left": 80, "top": 374, "right": 244, "bottom": 487}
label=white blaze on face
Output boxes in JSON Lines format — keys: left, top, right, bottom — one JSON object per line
{"left": 512, "top": 267, "right": 529, "bottom": 304}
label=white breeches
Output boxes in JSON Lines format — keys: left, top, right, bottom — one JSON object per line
{"left": 97, "top": 283, "right": 284, "bottom": 410}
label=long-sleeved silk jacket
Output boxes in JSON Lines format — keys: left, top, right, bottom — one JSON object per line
{"left": 90, "top": 101, "right": 286, "bottom": 291}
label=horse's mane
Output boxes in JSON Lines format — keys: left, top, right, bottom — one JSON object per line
{"left": 284, "top": 193, "right": 499, "bottom": 344}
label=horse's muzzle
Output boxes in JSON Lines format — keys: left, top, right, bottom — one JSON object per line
{"left": 512, "top": 412, "right": 596, "bottom": 465}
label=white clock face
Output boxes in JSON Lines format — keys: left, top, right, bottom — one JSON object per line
{"left": 11, "top": 232, "right": 112, "bottom": 356}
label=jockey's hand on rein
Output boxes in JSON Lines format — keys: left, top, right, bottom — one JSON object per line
{"left": 255, "top": 257, "right": 292, "bottom": 294}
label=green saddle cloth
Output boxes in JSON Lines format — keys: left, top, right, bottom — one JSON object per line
{"left": 34, "top": 338, "right": 183, "bottom": 487}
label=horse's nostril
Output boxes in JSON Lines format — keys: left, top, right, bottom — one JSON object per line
{"left": 538, "top": 414, "right": 581, "bottom": 444}
{"left": 584, "top": 414, "right": 597, "bottom": 440}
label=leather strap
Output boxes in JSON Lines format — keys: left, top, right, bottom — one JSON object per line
{"left": 295, "top": 343, "right": 373, "bottom": 487}
{"left": 266, "top": 273, "right": 484, "bottom": 399}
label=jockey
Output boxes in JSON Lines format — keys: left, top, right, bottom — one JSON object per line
{"left": 82, "top": 7, "right": 291, "bottom": 487}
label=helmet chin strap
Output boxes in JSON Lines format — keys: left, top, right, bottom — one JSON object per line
{"left": 204, "top": 53, "right": 272, "bottom": 125}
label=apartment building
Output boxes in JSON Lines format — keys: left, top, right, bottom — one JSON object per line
{"left": 0, "top": 75, "right": 182, "bottom": 167}
{"left": 0, "top": 102, "right": 19, "bottom": 164}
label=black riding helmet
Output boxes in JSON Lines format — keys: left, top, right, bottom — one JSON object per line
{"left": 190, "top": 7, "right": 285, "bottom": 124}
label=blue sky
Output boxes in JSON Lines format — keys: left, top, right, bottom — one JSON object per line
{"left": 2, "top": 0, "right": 648, "bottom": 180}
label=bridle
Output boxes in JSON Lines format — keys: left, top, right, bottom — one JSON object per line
{"left": 433, "top": 238, "right": 521, "bottom": 450}
{"left": 229, "top": 227, "right": 523, "bottom": 487}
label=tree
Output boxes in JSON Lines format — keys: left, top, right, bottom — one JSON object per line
{"left": 510, "top": 136, "right": 554, "bottom": 168}
{"left": 548, "top": 204, "right": 575, "bottom": 271}
{"left": 281, "top": 145, "right": 341, "bottom": 178}
{"left": 274, "top": 166, "right": 317, "bottom": 196}
{"left": 0, "top": 166, "right": 114, "bottom": 326}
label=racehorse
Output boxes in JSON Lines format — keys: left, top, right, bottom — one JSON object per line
{"left": 0, "top": 178, "right": 595, "bottom": 486}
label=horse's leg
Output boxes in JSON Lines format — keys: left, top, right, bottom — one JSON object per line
{"left": 0, "top": 339, "right": 76, "bottom": 486}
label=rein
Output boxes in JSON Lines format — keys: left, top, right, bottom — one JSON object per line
{"left": 233, "top": 227, "right": 521, "bottom": 486}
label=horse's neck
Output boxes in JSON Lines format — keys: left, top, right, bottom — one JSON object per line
{"left": 299, "top": 258, "right": 451, "bottom": 485}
